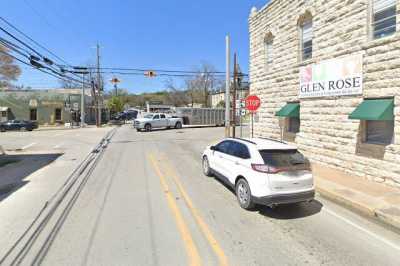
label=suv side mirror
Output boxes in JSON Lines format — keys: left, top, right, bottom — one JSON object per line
{"left": 210, "top": 146, "right": 217, "bottom": 151}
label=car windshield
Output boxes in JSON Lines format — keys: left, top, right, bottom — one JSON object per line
{"left": 259, "top": 149, "right": 308, "bottom": 168}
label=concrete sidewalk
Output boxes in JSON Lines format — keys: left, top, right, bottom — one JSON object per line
{"left": 314, "top": 164, "right": 400, "bottom": 231}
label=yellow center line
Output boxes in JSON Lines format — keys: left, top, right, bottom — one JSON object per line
{"left": 161, "top": 155, "right": 229, "bottom": 266}
{"left": 148, "top": 153, "right": 202, "bottom": 266}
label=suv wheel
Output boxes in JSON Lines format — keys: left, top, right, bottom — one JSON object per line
{"left": 175, "top": 122, "right": 182, "bottom": 129}
{"left": 235, "top": 179, "right": 255, "bottom": 210}
{"left": 144, "top": 124, "right": 152, "bottom": 132}
{"left": 202, "top": 156, "right": 213, "bottom": 177}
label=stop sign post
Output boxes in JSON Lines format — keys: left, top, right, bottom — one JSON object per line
{"left": 245, "top": 95, "right": 261, "bottom": 138}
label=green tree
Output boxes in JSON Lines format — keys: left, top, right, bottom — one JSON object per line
{"left": 216, "top": 100, "right": 225, "bottom": 108}
{"left": 107, "top": 96, "right": 124, "bottom": 114}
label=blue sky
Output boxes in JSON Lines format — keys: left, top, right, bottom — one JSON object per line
{"left": 2, "top": 0, "right": 269, "bottom": 94}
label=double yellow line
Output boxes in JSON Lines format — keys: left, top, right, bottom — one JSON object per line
{"left": 148, "top": 153, "right": 228, "bottom": 266}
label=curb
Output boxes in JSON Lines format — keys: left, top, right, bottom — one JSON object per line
{"left": 316, "top": 186, "right": 400, "bottom": 232}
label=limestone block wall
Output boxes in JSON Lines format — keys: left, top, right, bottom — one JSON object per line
{"left": 249, "top": 0, "right": 400, "bottom": 187}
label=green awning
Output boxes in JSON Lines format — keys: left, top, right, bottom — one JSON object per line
{"left": 349, "top": 99, "right": 394, "bottom": 121}
{"left": 276, "top": 103, "right": 300, "bottom": 118}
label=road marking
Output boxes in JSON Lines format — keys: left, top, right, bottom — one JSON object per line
{"left": 22, "top": 142, "right": 36, "bottom": 150}
{"left": 163, "top": 158, "right": 229, "bottom": 266}
{"left": 323, "top": 207, "right": 400, "bottom": 252}
{"left": 148, "top": 154, "right": 202, "bottom": 266}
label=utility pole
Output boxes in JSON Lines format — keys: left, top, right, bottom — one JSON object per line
{"left": 232, "top": 53, "right": 237, "bottom": 138}
{"left": 81, "top": 73, "right": 85, "bottom": 127}
{"left": 72, "top": 67, "right": 89, "bottom": 128}
{"left": 96, "top": 43, "right": 102, "bottom": 127}
{"left": 225, "top": 35, "right": 231, "bottom": 138}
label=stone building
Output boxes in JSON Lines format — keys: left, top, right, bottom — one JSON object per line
{"left": 249, "top": 0, "right": 400, "bottom": 187}
{"left": 210, "top": 82, "right": 250, "bottom": 108}
{"left": 0, "top": 88, "right": 98, "bottom": 125}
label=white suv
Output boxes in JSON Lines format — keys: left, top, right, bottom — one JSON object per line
{"left": 202, "top": 138, "right": 314, "bottom": 210}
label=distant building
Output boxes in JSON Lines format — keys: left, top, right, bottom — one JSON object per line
{"left": 0, "top": 88, "right": 103, "bottom": 125}
{"left": 210, "top": 81, "right": 250, "bottom": 108}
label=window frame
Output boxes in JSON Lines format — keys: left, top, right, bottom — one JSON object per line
{"left": 30, "top": 108, "right": 37, "bottom": 121}
{"left": 265, "top": 39, "right": 274, "bottom": 68}
{"left": 55, "top": 108, "right": 62, "bottom": 121}
{"left": 364, "top": 119, "right": 394, "bottom": 145}
{"left": 301, "top": 20, "right": 313, "bottom": 61}
{"left": 287, "top": 117, "right": 300, "bottom": 133}
{"left": 371, "top": 0, "right": 397, "bottom": 40}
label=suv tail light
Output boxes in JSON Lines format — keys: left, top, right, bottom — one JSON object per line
{"left": 251, "top": 164, "right": 287, "bottom": 174}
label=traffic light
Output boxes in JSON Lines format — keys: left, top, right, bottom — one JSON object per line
{"left": 145, "top": 71, "right": 157, "bottom": 78}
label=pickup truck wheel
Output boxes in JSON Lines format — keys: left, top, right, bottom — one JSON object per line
{"left": 235, "top": 179, "right": 255, "bottom": 210}
{"left": 0, "top": 127, "right": 5, "bottom": 132}
{"left": 144, "top": 124, "right": 152, "bottom": 132}
{"left": 202, "top": 156, "right": 213, "bottom": 177}
{"left": 175, "top": 122, "right": 182, "bottom": 129}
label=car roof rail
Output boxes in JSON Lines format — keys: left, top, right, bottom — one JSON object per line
{"left": 257, "top": 137, "right": 287, "bottom": 144}
{"left": 234, "top": 138, "right": 257, "bottom": 145}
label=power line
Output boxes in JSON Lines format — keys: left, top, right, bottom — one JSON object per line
{"left": 0, "top": 17, "right": 71, "bottom": 66}
{"left": 0, "top": 17, "right": 88, "bottom": 82}
{"left": 0, "top": 50, "right": 85, "bottom": 85}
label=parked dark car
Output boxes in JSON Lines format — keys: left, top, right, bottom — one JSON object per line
{"left": 0, "top": 120, "right": 38, "bottom": 132}
{"left": 112, "top": 110, "right": 138, "bottom": 121}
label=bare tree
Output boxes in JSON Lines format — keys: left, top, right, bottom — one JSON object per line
{"left": 164, "top": 78, "right": 190, "bottom": 106}
{"left": 185, "top": 62, "right": 221, "bottom": 108}
{"left": 0, "top": 44, "right": 21, "bottom": 87}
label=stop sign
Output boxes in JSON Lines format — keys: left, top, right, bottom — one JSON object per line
{"left": 245, "top": 95, "right": 261, "bottom": 112}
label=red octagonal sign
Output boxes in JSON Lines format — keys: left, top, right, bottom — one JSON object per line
{"left": 245, "top": 95, "right": 261, "bottom": 112}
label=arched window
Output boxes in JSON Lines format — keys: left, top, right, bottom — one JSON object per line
{"left": 264, "top": 32, "right": 274, "bottom": 70}
{"left": 298, "top": 11, "right": 313, "bottom": 61}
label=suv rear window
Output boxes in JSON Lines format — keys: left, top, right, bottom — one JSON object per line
{"left": 259, "top": 149, "right": 309, "bottom": 168}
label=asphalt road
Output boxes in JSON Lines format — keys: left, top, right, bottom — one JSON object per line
{"left": 1, "top": 125, "right": 400, "bottom": 266}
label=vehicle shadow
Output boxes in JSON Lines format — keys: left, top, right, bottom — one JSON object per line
{"left": 213, "top": 176, "right": 323, "bottom": 219}
{"left": 257, "top": 200, "right": 323, "bottom": 219}
{"left": 0, "top": 153, "right": 62, "bottom": 202}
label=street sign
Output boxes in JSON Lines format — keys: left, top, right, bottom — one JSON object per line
{"left": 245, "top": 95, "right": 261, "bottom": 112}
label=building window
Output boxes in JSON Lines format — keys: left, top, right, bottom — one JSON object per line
{"left": 30, "top": 109, "right": 37, "bottom": 121}
{"left": 301, "top": 20, "right": 313, "bottom": 60}
{"left": 55, "top": 108, "right": 62, "bottom": 121}
{"left": 372, "top": 0, "right": 397, "bottom": 39}
{"left": 365, "top": 120, "right": 394, "bottom": 145}
{"left": 1, "top": 111, "right": 6, "bottom": 117}
{"left": 265, "top": 40, "right": 273, "bottom": 66}
{"left": 288, "top": 117, "right": 300, "bottom": 133}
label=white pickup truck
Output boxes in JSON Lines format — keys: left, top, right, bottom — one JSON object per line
{"left": 134, "top": 113, "right": 183, "bottom": 132}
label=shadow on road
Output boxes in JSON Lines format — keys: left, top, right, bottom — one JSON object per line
{"left": 0, "top": 153, "right": 62, "bottom": 202}
{"left": 257, "top": 200, "right": 323, "bottom": 219}
{"left": 213, "top": 177, "right": 323, "bottom": 219}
